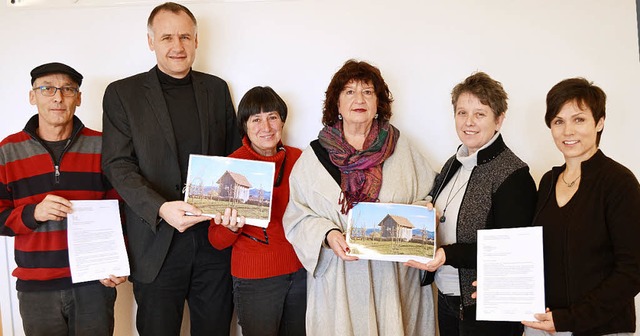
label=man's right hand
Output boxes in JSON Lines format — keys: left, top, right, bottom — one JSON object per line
{"left": 159, "top": 201, "right": 210, "bottom": 232}
{"left": 34, "top": 195, "right": 73, "bottom": 222}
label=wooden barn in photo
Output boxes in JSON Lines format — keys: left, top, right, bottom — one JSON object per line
{"left": 217, "top": 171, "right": 252, "bottom": 203}
{"left": 378, "top": 214, "right": 415, "bottom": 241}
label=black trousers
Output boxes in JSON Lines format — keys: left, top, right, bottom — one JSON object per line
{"left": 438, "top": 290, "right": 523, "bottom": 336}
{"left": 133, "top": 223, "right": 233, "bottom": 336}
{"left": 233, "top": 268, "right": 307, "bottom": 336}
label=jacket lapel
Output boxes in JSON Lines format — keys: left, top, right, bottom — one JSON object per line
{"left": 192, "top": 72, "right": 210, "bottom": 154}
{"left": 144, "top": 68, "right": 179, "bottom": 158}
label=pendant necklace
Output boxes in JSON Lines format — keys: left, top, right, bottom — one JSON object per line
{"left": 561, "top": 172, "right": 581, "bottom": 188}
{"left": 439, "top": 170, "right": 469, "bottom": 223}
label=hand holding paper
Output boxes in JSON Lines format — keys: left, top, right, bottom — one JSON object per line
{"left": 34, "top": 194, "right": 73, "bottom": 222}
{"left": 522, "top": 308, "right": 556, "bottom": 332}
{"left": 100, "top": 275, "right": 128, "bottom": 288}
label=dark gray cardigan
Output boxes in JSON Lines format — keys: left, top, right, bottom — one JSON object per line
{"left": 425, "top": 134, "right": 537, "bottom": 319}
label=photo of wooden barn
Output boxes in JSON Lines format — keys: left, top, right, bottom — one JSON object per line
{"left": 378, "top": 214, "right": 415, "bottom": 241}
{"left": 185, "top": 155, "right": 276, "bottom": 227}
{"left": 217, "top": 170, "right": 252, "bottom": 203}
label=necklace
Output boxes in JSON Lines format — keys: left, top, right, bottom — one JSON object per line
{"left": 561, "top": 172, "right": 581, "bottom": 188}
{"left": 439, "top": 170, "right": 469, "bottom": 223}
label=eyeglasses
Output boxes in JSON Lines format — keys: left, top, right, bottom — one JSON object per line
{"left": 32, "top": 86, "right": 79, "bottom": 97}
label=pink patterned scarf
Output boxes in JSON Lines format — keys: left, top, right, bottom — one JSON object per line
{"left": 318, "top": 120, "right": 399, "bottom": 214}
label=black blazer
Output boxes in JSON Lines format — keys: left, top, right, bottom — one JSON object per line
{"left": 101, "top": 67, "right": 241, "bottom": 283}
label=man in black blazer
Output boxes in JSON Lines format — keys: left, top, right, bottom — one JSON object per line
{"left": 101, "top": 3, "right": 241, "bottom": 335}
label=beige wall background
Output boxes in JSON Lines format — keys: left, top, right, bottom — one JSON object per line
{"left": 0, "top": 0, "right": 639, "bottom": 335}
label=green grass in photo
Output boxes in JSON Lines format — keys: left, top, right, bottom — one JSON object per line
{"left": 351, "top": 239, "right": 434, "bottom": 256}
{"left": 187, "top": 198, "right": 270, "bottom": 220}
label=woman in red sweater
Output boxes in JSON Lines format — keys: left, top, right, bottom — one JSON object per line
{"left": 208, "top": 86, "right": 306, "bottom": 336}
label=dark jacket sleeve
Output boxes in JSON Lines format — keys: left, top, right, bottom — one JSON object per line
{"left": 443, "top": 166, "right": 537, "bottom": 269}
{"left": 101, "top": 82, "right": 168, "bottom": 229}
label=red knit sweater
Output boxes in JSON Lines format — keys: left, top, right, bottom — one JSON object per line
{"left": 0, "top": 116, "right": 119, "bottom": 291}
{"left": 208, "top": 137, "right": 303, "bottom": 279}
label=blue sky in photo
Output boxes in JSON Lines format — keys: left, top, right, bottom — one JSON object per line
{"left": 186, "top": 155, "right": 275, "bottom": 192}
{"left": 349, "top": 202, "right": 435, "bottom": 231}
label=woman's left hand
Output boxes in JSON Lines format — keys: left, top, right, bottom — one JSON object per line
{"left": 521, "top": 308, "right": 556, "bottom": 332}
{"left": 213, "top": 208, "right": 246, "bottom": 233}
{"left": 326, "top": 230, "right": 359, "bottom": 261}
{"left": 405, "top": 247, "right": 446, "bottom": 271}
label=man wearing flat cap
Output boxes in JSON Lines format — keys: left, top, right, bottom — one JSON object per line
{"left": 0, "top": 62, "right": 126, "bottom": 336}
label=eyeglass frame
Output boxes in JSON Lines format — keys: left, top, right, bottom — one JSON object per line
{"left": 32, "top": 85, "right": 80, "bottom": 97}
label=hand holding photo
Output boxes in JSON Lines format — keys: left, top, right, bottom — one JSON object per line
{"left": 345, "top": 202, "right": 436, "bottom": 263}
{"left": 184, "top": 154, "right": 275, "bottom": 228}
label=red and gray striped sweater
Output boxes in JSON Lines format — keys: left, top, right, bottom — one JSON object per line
{"left": 0, "top": 115, "right": 119, "bottom": 291}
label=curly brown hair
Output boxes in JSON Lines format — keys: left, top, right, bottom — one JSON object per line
{"left": 322, "top": 60, "right": 393, "bottom": 126}
{"left": 451, "top": 72, "right": 508, "bottom": 118}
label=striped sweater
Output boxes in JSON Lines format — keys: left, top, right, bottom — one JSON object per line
{"left": 0, "top": 115, "right": 118, "bottom": 291}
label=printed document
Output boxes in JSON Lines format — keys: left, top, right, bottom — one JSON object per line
{"left": 67, "top": 199, "right": 129, "bottom": 283}
{"left": 476, "top": 226, "right": 545, "bottom": 321}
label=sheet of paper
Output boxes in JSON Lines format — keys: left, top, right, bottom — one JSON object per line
{"left": 67, "top": 199, "right": 129, "bottom": 283}
{"left": 476, "top": 226, "right": 545, "bottom": 321}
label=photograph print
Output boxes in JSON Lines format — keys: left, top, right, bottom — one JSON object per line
{"left": 346, "top": 202, "right": 436, "bottom": 263}
{"left": 184, "top": 154, "right": 275, "bottom": 228}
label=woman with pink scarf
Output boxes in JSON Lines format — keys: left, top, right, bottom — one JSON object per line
{"left": 283, "top": 59, "right": 437, "bottom": 335}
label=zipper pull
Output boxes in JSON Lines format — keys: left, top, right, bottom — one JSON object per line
{"left": 54, "top": 165, "right": 60, "bottom": 184}
{"left": 459, "top": 303, "right": 464, "bottom": 320}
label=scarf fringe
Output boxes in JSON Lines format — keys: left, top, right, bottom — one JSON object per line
{"left": 339, "top": 190, "right": 373, "bottom": 215}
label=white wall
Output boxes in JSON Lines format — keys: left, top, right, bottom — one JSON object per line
{"left": 0, "top": 0, "right": 638, "bottom": 335}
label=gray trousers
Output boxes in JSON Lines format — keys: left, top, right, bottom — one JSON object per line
{"left": 18, "top": 282, "right": 116, "bottom": 336}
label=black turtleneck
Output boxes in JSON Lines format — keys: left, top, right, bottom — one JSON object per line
{"left": 156, "top": 67, "right": 202, "bottom": 186}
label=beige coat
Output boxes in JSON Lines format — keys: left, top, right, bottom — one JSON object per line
{"left": 284, "top": 135, "right": 437, "bottom": 336}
